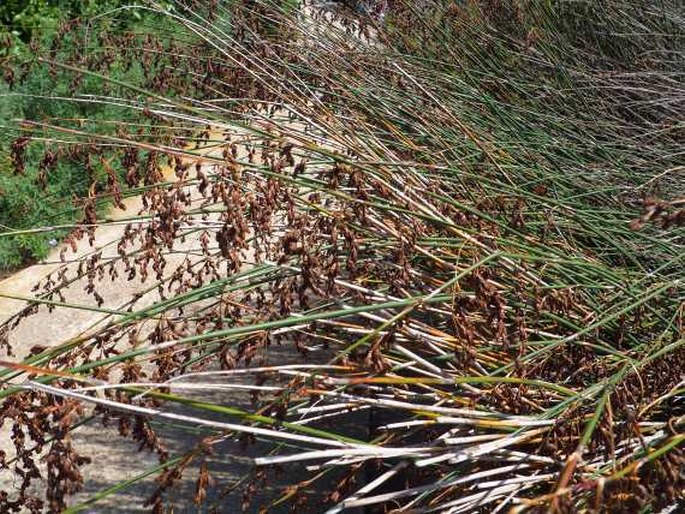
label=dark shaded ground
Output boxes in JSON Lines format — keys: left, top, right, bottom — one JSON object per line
{"left": 67, "top": 344, "right": 371, "bottom": 513}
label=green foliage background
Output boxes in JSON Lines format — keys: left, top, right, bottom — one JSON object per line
{"left": 0, "top": 1, "right": 183, "bottom": 269}
{"left": 0, "top": 2, "right": 115, "bottom": 268}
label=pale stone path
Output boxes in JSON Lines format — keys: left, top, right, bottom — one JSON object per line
{"left": 0, "top": 4, "right": 377, "bottom": 511}
{"left": 0, "top": 116, "right": 359, "bottom": 513}
{"left": 0, "top": 135, "right": 242, "bottom": 511}
{"left": 0, "top": 135, "right": 226, "bottom": 358}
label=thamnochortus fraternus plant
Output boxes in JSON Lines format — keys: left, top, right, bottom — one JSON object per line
{"left": 0, "top": 0, "right": 683, "bottom": 512}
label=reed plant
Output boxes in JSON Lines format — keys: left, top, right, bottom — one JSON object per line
{"left": 0, "top": 1, "right": 682, "bottom": 512}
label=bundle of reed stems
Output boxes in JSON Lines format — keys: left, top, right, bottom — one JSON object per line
{"left": 0, "top": 1, "right": 682, "bottom": 512}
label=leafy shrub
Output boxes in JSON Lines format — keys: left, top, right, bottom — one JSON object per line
{"left": 0, "top": 1, "right": 207, "bottom": 268}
